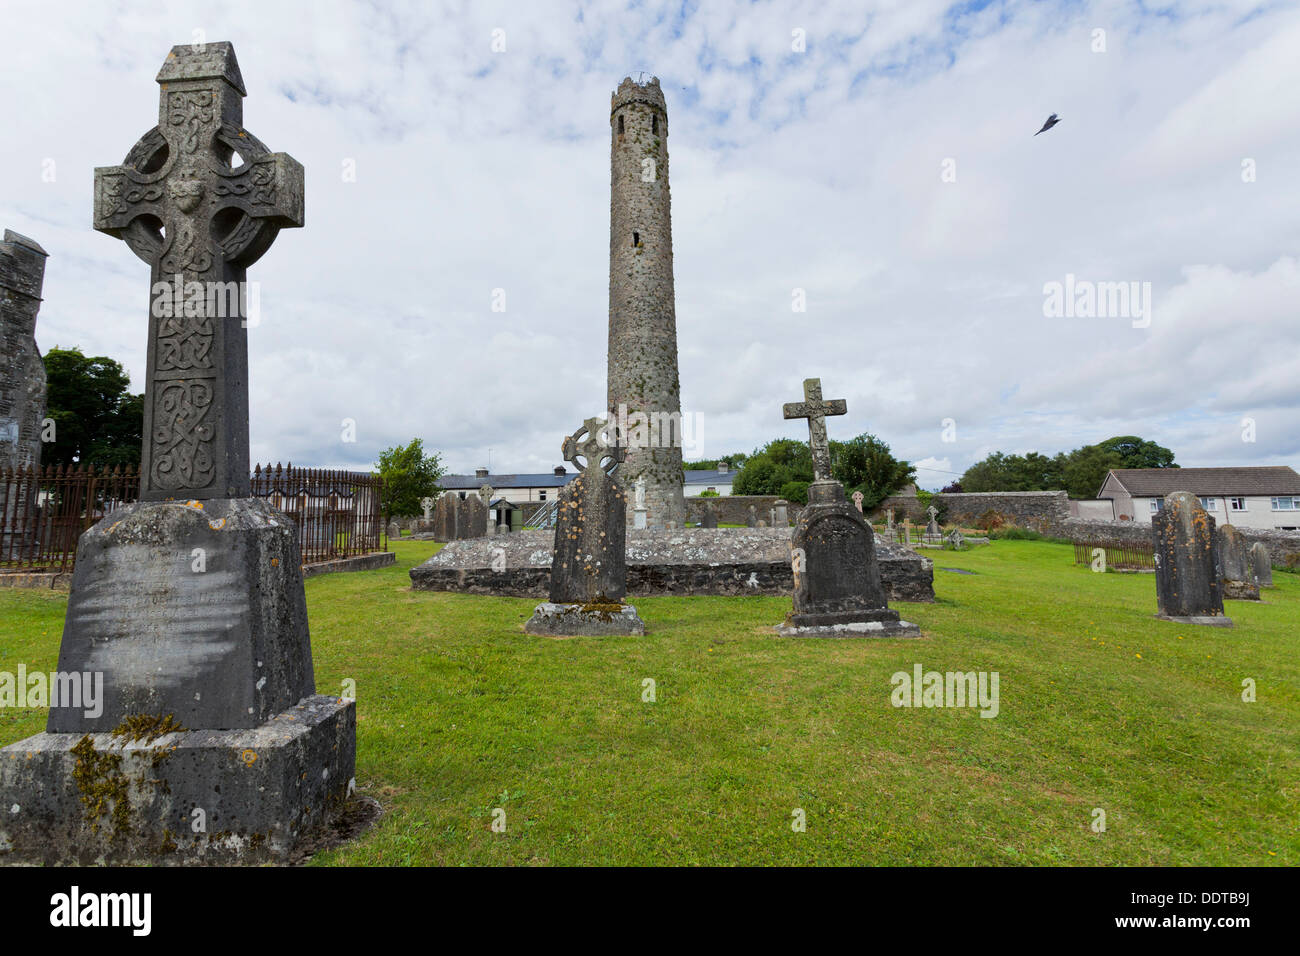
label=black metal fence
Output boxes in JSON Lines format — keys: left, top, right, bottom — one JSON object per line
{"left": 1072, "top": 540, "right": 1155, "bottom": 571}
{"left": 0, "top": 462, "right": 383, "bottom": 572}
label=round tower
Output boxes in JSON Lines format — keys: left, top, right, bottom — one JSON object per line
{"left": 608, "top": 75, "right": 686, "bottom": 529}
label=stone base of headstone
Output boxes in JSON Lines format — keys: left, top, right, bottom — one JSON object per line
{"left": 1154, "top": 613, "right": 1234, "bottom": 628}
{"left": 777, "top": 605, "right": 919, "bottom": 637}
{"left": 523, "top": 601, "right": 646, "bottom": 636}
{"left": 1221, "top": 579, "right": 1261, "bottom": 601}
{"left": 0, "top": 694, "right": 355, "bottom": 865}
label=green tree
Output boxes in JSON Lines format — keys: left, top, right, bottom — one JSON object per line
{"left": 831, "top": 433, "right": 915, "bottom": 511}
{"left": 778, "top": 480, "right": 810, "bottom": 504}
{"left": 374, "top": 439, "right": 445, "bottom": 518}
{"left": 42, "top": 347, "right": 143, "bottom": 467}
{"left": 732, "top": 438, "right": 811, "bottom": 495}
{"left": 1096, "top": 435, "right": 1177, "bottom": 470}
{"left": 1062, "top": 444, "right": 1125, "bottom": 499}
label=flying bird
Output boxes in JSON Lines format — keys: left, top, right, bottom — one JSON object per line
{"left": 1035, "top": 113, "right": 1061, "bottom": 136}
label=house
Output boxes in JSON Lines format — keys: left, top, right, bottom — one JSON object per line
{"left": 683, "top": 463, "right": 736, "bottom": 497}
{"left": 1096, "top": 466, "right": 1300, "bottom": 530}
{"left": 438, "top": 467, "right": 574, "bottom": 506}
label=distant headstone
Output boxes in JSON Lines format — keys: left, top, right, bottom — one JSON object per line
{"left": 421, "top": 496, "right": 435, "bottom": 521}
{"left": 525, "top": 418, "right": 645, "bottom": 636}
{"left": 1152, "top": 491, "right": 1232, "bottom": 626}
{"left": 701, "top": 503, "right": 717, "bottom": 528}
{"left": 776, "top": 378, "right": 918, "bottom": 637}
{"left": 946, "top": 529, "right": 965, "bottom": 549}
{"left": 0, "top": 43, "right": 353, "bottom": 865}
{"left": 387, "top": 520, "right": 401, "bottom": 539}
{"left": 758, "top": 519, "right": 768, "bottom": 528}
{"left": 432, "top": 492, "right": 459, "bottom": 541}
{"left": 926, "top": 505, "right": 940, "bottom": 536}
{"left": 746, "top": 505, "right": 758, "bottom": 528}
{"left": 773, "top": 499, "right": 789, "bottom": 527}
{"left": 902, "top": 518, "right": 911, "bottom": 547}
{"left": 851, "top": 490, "right": 863, "bottom": 513}
{"left": 1217, "top": 524, "right": 1260, "bottom": 600}
{"left": 1249, "top": 542, "right": 1273, "bottom": 588}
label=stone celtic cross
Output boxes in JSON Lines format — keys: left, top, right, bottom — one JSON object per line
{"left": 851, "top": 490, "right": 864, "bottom": 512}
{"left": 783, "top": 378, "right": 846, "bottom": 482}
{"left": 421, "top": 496, "right": 435, "bottom": 519}
{"left": 564, "top": 417, "right": 627, "bottom": 475}
{"left": 927, "top": 505, "right": 939, "bottom": 522}
{"left": 94, "top": 42, "right": 303, "bottom": 501}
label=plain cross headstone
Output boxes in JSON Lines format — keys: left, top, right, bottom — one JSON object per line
{"left": 93, "top": 42, "right": 303, "bottom": 501}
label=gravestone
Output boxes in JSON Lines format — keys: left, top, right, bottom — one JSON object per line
{"left": 946, "top": 529, "right": 965, "bottom": 549}
{"left": 773, "top": 499, "right": 789, "bottom": 527}
{"left": 432, "top": 492, "right": 459, "bottom": 541}
{"left": 1249, "top": 542, "right": 1273, "bottom": 589}
{"left": 701, "top": 502, "right": 717, "bottom": 528}
{"left": 525, "top": 418, "right": 644, "bottom": 636}
{"left": 387, "top": 520, "right": 401, "bottom": 539}
{"left": 0, "top": 230, "right": 49, "bottom": 559}
{"left": 1217, "top": 524, "right": 1260, "bottom": 600}
{"left": 421, "top": 497, "right": 435, "bottom": 521}
{"left": 746, "top": 505, "right": 758, "bottom": 528}
{"left": 0, "top": 43, "right": 354, "bottom": 865}
{"left": 902, "top": 518, "right": 911, "bottom": 547}
{"left": 776, "top": 378, "right": 918, "bottom": 637}
{"left": 1151, "top": 491, "right": 1231, "bottom": 626}
{"left": 851, "top": 490, "right": 863, "bottom": 513}
{"left": 925, "top": 505, "right": 940, "bottom": 538}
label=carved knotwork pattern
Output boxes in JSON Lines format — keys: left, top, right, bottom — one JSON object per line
{"left": 151, "top": 380, "right": 215, "bottom": 490}
{"left": 156, "top": 315, "right": 214, "bottom": 372}
{"left": 168, "top": 91, "right": 215, "bottom": 153}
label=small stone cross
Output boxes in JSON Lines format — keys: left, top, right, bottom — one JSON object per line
{"left": 421, "top": 496, "right": 435, "bottom": 520}
{"left": 851, "top": 490, "right": 863, "bottom": 513}
{"left": 94, "top": 43, "right": 303, "bottom": 501}
{"left": 563, "top": 417, "right": 627, "bottom": 475}
{"left": 782, "top": 378, "right": 847, "bottom": 482}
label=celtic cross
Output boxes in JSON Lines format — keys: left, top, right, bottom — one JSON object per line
{"left": 93, "top": 42, "right": 303, "bottom": 500}
{"left": 782, "top": 377, "right": 847, "bottom": 482}
{"left": 563, "top": 418, "right": 626, "bottom": 475}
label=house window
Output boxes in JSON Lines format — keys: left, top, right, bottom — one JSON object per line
{"left": 1198, "top": 497, "right": 1218, "bottom": 511}
{"left": 1271, "top": 496, "right": 1299, "bottom": 511}
{"left": 1229, "top": 497, "right": 1246, "bottom": 511}
{"left": 1149, "top": 500, "right": 1161, "bottom": 514}
{"left": 539, "top": 491, "right": 546, "bottom": 501}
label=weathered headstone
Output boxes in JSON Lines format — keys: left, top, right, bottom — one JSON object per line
{"left": 421, "top": 496, "right": 435, "bottom": 521}
{"left": 1217, "top": 524, "right": 1260, "bottom": 600}
{"left": 746, "top": 505, "right": 758, "bottom": 528}
{"left": 773, "top": 499, "right": 789, "bottom": 527}
{"left": 701, "top": 502, "right": 718, "bottom": 528}
{"left": 525, "top": 418, "right": 644, "bottom": 635}
{"left": 387, "top": 520, "right": 401, "bottom": 539}
{"left": 0, "top": 43, "right": 354, "bottom": 865}
{"left": 925, "top": 505, "right": 940, "bottom": 538}
{"left": 946, "top": 528, "right": 965, "bottom": 549}
{"left": 776, "top": 378, "right": 918, "bottom": 637}
{"left": 851, "top": 490, "right": 863, "bottom": 513}
{"left": 432, "top": 492, "right": 459, "bottom": 541}
{"left": 0, "top": 230, "right": 49, "bottom": 559}
{"left": 1152, "top": 491, "right": 1232, "bottom": 626}
{"left": 1249, "top": 542, "right": 1273, "bottom": 589}
{"left": 902, "top": 518, "right": 911, "bottom": 547}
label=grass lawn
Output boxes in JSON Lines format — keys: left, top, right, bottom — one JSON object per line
{"left": 2, "top": 539, "right": 1296, "bottom": 866}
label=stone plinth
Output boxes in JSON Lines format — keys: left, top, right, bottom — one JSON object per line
{"left": 48, "top": 498, "right": 315, "bottom": 733}
{"left": 0, "top": 695, "right": 354, "bottom": 865}
{"left": 1152, "top": 491, "right": 1231, "bottom": 626}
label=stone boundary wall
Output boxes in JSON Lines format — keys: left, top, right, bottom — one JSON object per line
{"left": 1062, "top": 518, "right": 1300, "bottom": 568}
{"left": 684, "top": 495, "right": 803, "bottom": 526}
{"left": 874, "top": 491, "right": 1070, "bottom": 532}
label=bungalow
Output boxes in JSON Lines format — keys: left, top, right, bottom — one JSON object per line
{"left": 683, "top": 462, "right": 736, "bottom": 497}
{"left": 1096, "top": 466, "right": 1300, "bottom": 530}
{"left": 438, "top": 467, "right": 574, "bottom": 506}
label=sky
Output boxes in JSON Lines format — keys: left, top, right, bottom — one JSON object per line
{"left": 2, "top": 0, "right": 1297, "bottom": 489}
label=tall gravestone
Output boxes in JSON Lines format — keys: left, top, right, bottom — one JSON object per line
{"left": 700, "top": 502, "right": 717, "bottom": 528}
{"left": 525, "top": 418, "right": 645, "bottom": 635}
{"left": 1152, "top": 491, "right": 1232, "bottom": 626}
{"left": 0, "top": 43, "right": 355, "bottom": 865}
{"left": 1217, "top": 524, "right": 1260, "bottom": 601}
{"left": 432, "top": 492, "right": 458, "bottom": 540}
{"left": 776, "top": 378, "right": 918, "bottom": 637}
{"left": 1249, "top": 542, "right": 1273, "bottom": 589}
{"left": 0, "top": 230, "right": 49, "bottom": 560}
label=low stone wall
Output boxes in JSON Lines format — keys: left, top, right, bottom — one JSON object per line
{"left": 684, "top": 496, "right": 802, "bottom": 526}
{"left": 410, "top": 528, "right": 934, "bottom": 603}
{"left": 301, "top": 551, "right": 396, "bottom": 578}
{"left": 874, "top": 491, "right": 1071, "bottom": 533}
{"left": 1062, "top": 518, "right": 1300, "bottom": 568}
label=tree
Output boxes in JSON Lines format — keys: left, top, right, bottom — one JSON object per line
{"left": 830, "top": 433, "right": 915, "bottom": 511}
{"left": 682, "top": 453, "right": 748, "bottom": 470}
{"left": 42, "top": 347, "right": 143, "bottom": 467}
{"left": 940, "top": 481, "right": 963, "bottom": 493}
{"left": 1096, "top": 435, "right": 1177, "bottom": 470}
{"left": 374, "top": 439, "right": 445, "bottom": 518}
{"left": 1062, "top": 444, "right": 1124, "bottom": 499}
{"left": 732, "top": 438, "right": 811, "bottom": 496}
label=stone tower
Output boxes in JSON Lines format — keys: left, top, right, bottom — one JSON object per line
{"left": 0, "top": 230, "right": 48, "bottom": 474}
{"left": 607, "top": 76, "right": 686, "bottom": 529}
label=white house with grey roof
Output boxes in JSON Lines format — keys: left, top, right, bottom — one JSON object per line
{"left": 1097, "top": 466, "right": 1300, "bottom": 530}
{"left": 437, "top": 466, "right": 574, "bottom": 506}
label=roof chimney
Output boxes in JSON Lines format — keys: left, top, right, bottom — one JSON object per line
{"left": 553, "top": 466, "right": 566, "bottom": 477}
{"left": 718, "top": 461, "right": 729, "bottom": 474}
{"left": 475, "top": 467, "right": 488, "bottom": 479}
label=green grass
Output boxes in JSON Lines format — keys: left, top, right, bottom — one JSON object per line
{"left": 1, "top": 539, "right": 1296, "bottom": 866}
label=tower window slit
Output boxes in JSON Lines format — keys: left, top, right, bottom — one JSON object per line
{"left": 652, "top": 115, "right": 658, "bottom": 134}
{"left": 617, "top": 115, "right": 624, "bottom": 134}
{"left": 632, "top": 231, "right": 640, "bottom": 246}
